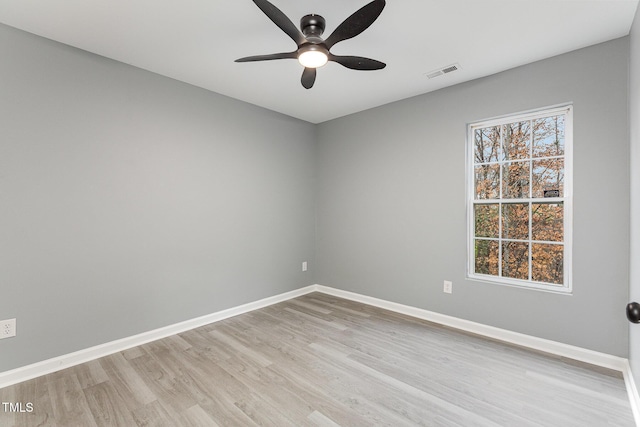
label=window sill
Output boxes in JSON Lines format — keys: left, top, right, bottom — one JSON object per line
{"left": 466, "top": 274, "right": 573, "bottom": 295}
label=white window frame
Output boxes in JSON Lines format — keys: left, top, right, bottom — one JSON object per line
{"left": 466, "top": 104, "right": 573, "bottom": 294}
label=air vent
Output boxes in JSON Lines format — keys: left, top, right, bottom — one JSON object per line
{"left": 425, "top": 63, "right": 461, "bottom": 79}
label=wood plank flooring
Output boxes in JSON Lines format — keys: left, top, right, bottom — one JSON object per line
{"left": 0, "top": 292, "right": 635, "bottom": 426}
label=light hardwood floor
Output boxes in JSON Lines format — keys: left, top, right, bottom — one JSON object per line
{"left": 0, "top": 292, "right": 635, "bottom": 426}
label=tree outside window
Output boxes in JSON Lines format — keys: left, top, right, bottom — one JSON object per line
{"left": 468, "top": 106, "right": 572, "bottom": 292}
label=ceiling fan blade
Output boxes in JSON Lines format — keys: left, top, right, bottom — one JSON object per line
{"left": 251, "top": 0, "right": 307, "bottom": 47}
{"left": 301, "top": 67, "right": 316, "bottom": 89}
{"left": 328, "top": 54, "right": 386, "bottom": 70}
{"left": 324, "top": 0, "right": 386, "bottom": 49}
{"left": 235, "top": 52, "right": 298, "bottom": 62}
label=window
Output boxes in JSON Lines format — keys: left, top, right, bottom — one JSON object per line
{"left": 467, "top": 105, "right": 572, "bottom": 293}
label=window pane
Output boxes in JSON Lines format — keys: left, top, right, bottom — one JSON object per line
{"left": 533, "top": 115, "right": 565, "bottom": 158}
{"left": 469, "top": 107, "right": 570, "bottom": 290}
{"left": 475, "top": 240, "right": 499, "bottom": 275}
{"left": 475, "top": 204, "right": 499, "bottom": 238}
{"left": 502, "top": 161, "right": 530, "bottom": 199}
{"left": 475, "top": 164, "right": 500, "bottom": 199}
{"left": 502, "top": 203, "right": 529, "bottom": 240}
{"left": 503, "top": 121, "right": 531, "bottom": 161}
{"left": 474, "top": 126, "right": 500, "bottom": 164}
{"left": 502, "top": 241, "right": 529, "bottom": 280}
{"left": 532, "top": 202, "right": 563, "bottom": 242}
{"left": 532, "top": 158, "right": 564, "bottom": 198}
{"left": 532, "top": 243, "right": 563, "bottom": 284}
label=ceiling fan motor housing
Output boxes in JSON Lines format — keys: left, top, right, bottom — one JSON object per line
{"left": 300, "top": 14, "right": 326, "bottom": 40}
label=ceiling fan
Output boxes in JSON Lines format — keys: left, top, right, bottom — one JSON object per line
{"left": 235, "top": 0, "right": 386, "bottom": 89}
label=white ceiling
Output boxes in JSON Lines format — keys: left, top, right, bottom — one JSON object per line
{"left": 0, "top": 0, "right": 638, "bottom": 123}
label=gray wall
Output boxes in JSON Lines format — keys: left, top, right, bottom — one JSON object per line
{"left": 0, "top": 24, "right": 316, "bottom": 372}
{"left": 630, "top": 5, "right": 640, "bottom": 383}
{"left": 316, "top": 38, "right": 630, "bottom": 356}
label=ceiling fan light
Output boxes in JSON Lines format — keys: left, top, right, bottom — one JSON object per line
{"left": 298, "top": 46, "right": 328, "bottom": 68}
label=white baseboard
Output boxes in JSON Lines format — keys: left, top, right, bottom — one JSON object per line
{"left": 0, "top": 285, "right": 317, "bottom": 389}
{"left": 313, "top": 285, "right": 628, "bottom": 371}
{"left": 2, "top": 283, "right": 637, "bottom": 426}
{"left": 622, "top": 360, "right": 640, "bottom": 425}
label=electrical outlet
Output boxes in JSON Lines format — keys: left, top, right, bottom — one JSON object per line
{"left": 1, "top": 318, "right": 16, "bottom": 339}
{"left": 443, "top": 281, "right": 453, "bottom": 294}
{"left": 302, "top": 261, "right": 308, "bottom": 272}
